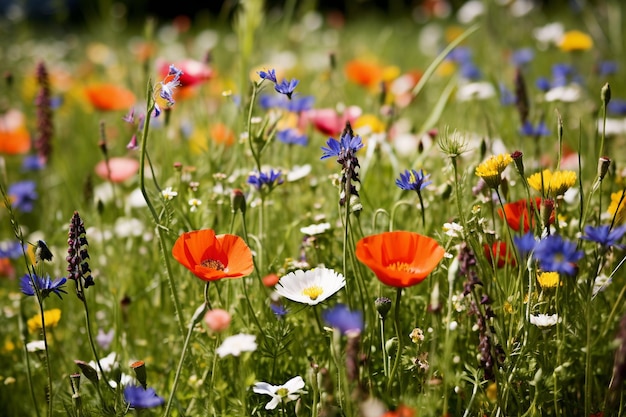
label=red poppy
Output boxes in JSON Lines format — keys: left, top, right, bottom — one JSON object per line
{"left": 483, "top": 241, "right": 516, "bottom": 268}
{"left": 303, "top": 106, "right": 362, "bottom": 136}
{"left": 498, "top": 197, "right": 554, "bottom": 232}
{"left": 85, "top": 84, "right": 136, "bottom": 111}
{"left": 382, "top": 404, "right": 415, "bottom": 417}
{"left": 355, "top": 231, "right": 445, "bottom": 288}
{"left": 0, "top": 109, "right": 31, "bottom": 155}
{"left": 172, "top": 229, "right": 253, "bottom": 282}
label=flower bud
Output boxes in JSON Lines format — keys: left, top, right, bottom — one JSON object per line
{"left": 598, "top": 156, "right": 611, "bottom": 181}
{"left": 374, "top": 297, "right": 392, "bottom": 320}
{"left": 131, "top": 360, "right": 147, "bottom": 390}
{"left": 602, "top": 82, "right": 611, "bottom": 106}
{"left": 511, "top": 150, "right": 525, "bottom": 178}
{"left": 231, "top": 188, "right": 246, "bottom": 215}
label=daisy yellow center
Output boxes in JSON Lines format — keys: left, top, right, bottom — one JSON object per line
{"left": 302, "top": 286, "right": 324, "bottom": 300}
{"left": 201, "top": 259, "right": 225, "bottom": 271}
{"left": 387, "top": 262, "right": 418, "bottom": 274}
{"left": 276, "top": 387, "right": 289, "bottom": 398}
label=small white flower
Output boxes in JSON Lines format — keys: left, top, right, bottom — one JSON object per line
{"left": 161, "top": 187, "right": 178, "bottom": 200}
{"left": 26, "top": 340, "right": 46, "bottom": 352}
{"left": 533, "top": 22, "right": 564, "bottom": 48}
{"left": 275, "top": 268, "right": 345, "bottom": 305}
{"left": 456, "top": 82, "right": 496, "bottom": 101}
{"left": 300, "top": 222, "right": 331, "bottom": 236}
{"left": 530, "top": 313, "right": 559, "bottom": 328}
{"left": 443, "top": 222, "right": 464, "bottom": 238}
{"left": 544, "top": 85, "right": 581, "bottom": 103}
{"left": 287, "top": 164, "right": 312, "bottom": 182}
{"left": 114, "top": 217, "right": 144, "bottom": 238}
{"left": 253, "top": 375, "right": 305, "bottom": 410}
{"left": 188, "top": 198, "right": 202, "bottom": 212}
{"left": 216, "top": 333, "right": 257, "bottom": 358}
{"left": 457, "top": 0, "right": 484, "bottom": 23}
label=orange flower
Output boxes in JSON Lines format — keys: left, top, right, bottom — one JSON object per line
{"left": 382, "top": 404, "right": 415, "bottom": 417}
{"left": 85, "top": 84, "right": 136, "bottom": 111}
{"left": 356, "top": 231, "right": 445, "bottom": 288}
{"left": 345, "top": 59, "right": 384, "bottom": 88}
{"left": 483, "top": 241, "right": 516, "bottom": 268}
{"left": 172, "top": 229, "right": 253, "bottom": 282}
{"left": 210, "top": 123, "right": 235, "bottom": 146}
{"left": 0, "top": 109, "right": 31, "bottom": 155}
{"left": 498, "top": 197, "right": 542, "bottom": 233}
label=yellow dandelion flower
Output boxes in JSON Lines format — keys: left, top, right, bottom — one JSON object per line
{"left": 475, "top": 153, "right": 512, "bottom": 188}
{"left": 27, "top": 308, "right": 62, "bottom": 333}
{"left": 559, "top": 30, "right": 593, "bottom": 52}
{"left": 537, "top": 272, "right": 560, "bottom": 289}
{"left": 527, "top": 169, "right": 577, "bottom": 196}
{"left": 608, "top": 190, "right": 626, "bottom": 224}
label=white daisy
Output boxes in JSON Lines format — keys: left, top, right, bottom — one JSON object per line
{"left": 161, "top": 187, "right": 178, "bottom": 200}
{"left": 300, "top": 222, "right": 331, "bottom": 236}
{"left": 544, "top": 85, "right": 581, "bottom": 103}
{"left": 253, "top": 375, "right": 305, "bottom": 410}
{"left": 188, "top": 198, "right": 202, "bottom": 212}
{"left": 275, "top": 268, "right": 345, "bottom": 305}
{"left": 216, "top": 333, "right": 257, "bottom": 358}
{"left": 456, "top": 81, "right": 496, "bottom": 101}
{"left": 530, "top": 313, "right": 559, "bottom": 328}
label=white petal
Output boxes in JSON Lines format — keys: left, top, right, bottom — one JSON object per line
{"left": 283, "top": 376, "right": 305, "bottom": 392}
{"left": 253, "top": 382, "right": 276, "bottom": 395}
{"left": 265, "top": 396, "right": 281, "bottom": 410}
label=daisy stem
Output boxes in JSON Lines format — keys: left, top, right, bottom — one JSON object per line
{"left": 163, "top": 303, "right": 207, "bottom": 417}
{"left": 138, "top": 89, "right": 185, "bottom": 337}
{"left": 387, "top": 287, "right": 403, "bottom": 393}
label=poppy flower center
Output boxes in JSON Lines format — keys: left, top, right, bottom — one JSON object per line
{"left": 201, "top": 259, "right": 226, "bottom": 271}
{"left": 302, "top": 285, "right": 324, "bottom": 300}
{"left": 387, "top": 262, "right": 419, "bottom": 274}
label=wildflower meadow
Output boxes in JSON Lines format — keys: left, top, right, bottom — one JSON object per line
{"left": 2, "top": 0, "right": 626, "bottom": 416}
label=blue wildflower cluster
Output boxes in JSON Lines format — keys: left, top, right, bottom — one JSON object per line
{"left": 259, "top": 94, "right": 314, "bottom": 112}
{"left": 514, "top": 233, "right": 583, "bottom": 276}
{"left": 247, "top": 169, "right": 284, "bottom": 193}
{"left": 446, "top": 46, "right": 481, "bottom": 81}
{"left": 321, "top": 123, "right": 364, "bottom": 208}
{"left": 8, "top": 180, "right": 38, "bottom": 213}
{"left": 258, "top": 68, "right": 299, "bottom": 99}
{"left": 276, "top": 128, "right": 308, "bottom": 147}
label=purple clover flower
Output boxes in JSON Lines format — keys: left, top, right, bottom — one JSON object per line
{"left": 20, "top": 273, "right": 67, "bottom": 299}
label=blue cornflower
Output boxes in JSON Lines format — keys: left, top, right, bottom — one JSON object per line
{"left": 270, "top": 302, "right": 288, "bottom": 317}
{"left": 535, "top": 77, "right": 551, "bottom": 92}
{"left": 581, "top": 224, "right": 626, "bottom": 248}
{"left": 8, "top": 180, "right": 37, "bottom": 212}
{"left": 460, "top": 62, "right": 481, "bottom": 81}
{"left": 258, "top": 68, "right": 277, "bottom": 83}
{"left": 286, "top": 95, "right": 315, "bottom": 113}
{"left": 0, "top": 240, "right": 23, "bottom": 258}
{"left": 511, "top": 48, "right": 535, "bottom": 66}
{"left": 533, "top": 235, "right": 583, "bottom": 276}
{"left": 259, "top": 94, "right": 285, "bottom": 110}
{"left": 514, "top": 232, "right": 537, "bottom": 257}
{"left": 499, "top": 83, "right": 515, "bottom": 106}
{"left": 608, "top": 99, "right": 626, "bottom": 116}
{"left": 274, "top": 78, "right": 299, "bottom": 99}
{"left": 277, "top": 129, "right": 308, "bottom": 146}
{"left": 320, "top": 131, "right": 363, "bottom": 161}
{"left": 124, "top": 385, "right": 165, "bottom": 409}
{"left": 519, "top": 120, "right": 550, "bottom": 137}
{"left": 551, "top": 63, "right": 572, "bottom": 87}
{"left": 247, "top": 169, "right": 283, "bottom": 192}
{"left": 395, "top": 169, "right": 432, "bottom": 193}
{"left": 446, "top": 46, "right": 472, "bottom": 63}
{"left": 597, "top": 60, "right": 618, "bottom": 77}
{"left": 20, "top": 273, "right": 67, "bottom": 299}
{"left": 22, "top": 155, "right": 45, "bottom": 171}
{"left": 323, "top": 304, "right": 363, "bottom": 335}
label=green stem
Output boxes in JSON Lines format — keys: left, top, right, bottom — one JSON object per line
{"left": 380, "top": 316, "right": 389, "bottom": 378}
{"left": 163, "top": 303, "right": 207, "bottom": 417}
{"left": 138, "top": 89, "right": 185, "bottom": 337}
{"left": 80, "top": 294, "right": 110, "bottom": 389}
{"left": 386, "top": 287, "right": 403, "bottom": 393}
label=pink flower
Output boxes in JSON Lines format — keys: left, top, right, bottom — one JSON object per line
{"left": 204, "top": 309, "right": 231, "bottom": 332}
{"left": 303, "top": 106, "right": 362, "bottom": 136}
{"left": 157, "top": 59, "right": 214, "bottom": 88}
{"left": 94, "top": 157, "right": 140, "bottom": 183}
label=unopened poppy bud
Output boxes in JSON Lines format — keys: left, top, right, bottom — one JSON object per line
{"left": 542, "top": 199, "right": 555, "bottom": 229}
{"left": 74, "top": 360, "right": 99, "bottom": 385}
{"left": 511, "top": 150, "right": 525, "bottom": 178}
{"left": 231, "top": 188, "right": 246, "bottom": 214}
{"left": 375, "top": 297, "right": 392, "bottom": 320}
{"left": 173, "top": 162, "right": 183, "bottom": 171}
{"left": 598, "top": 156, "right": 611, "bottom": 181}
{"left": 602, "top": 82, "right": 611, "bottom": 106}
{"left": 131, "top": 361, "right": 147, "bottom": 389}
